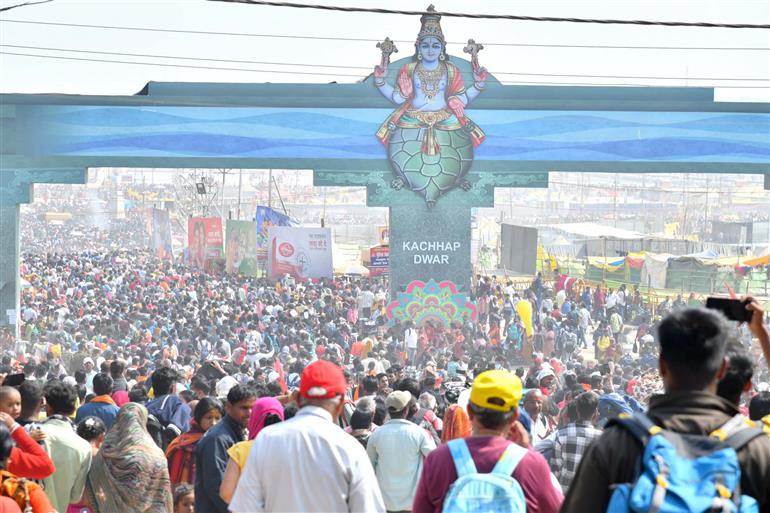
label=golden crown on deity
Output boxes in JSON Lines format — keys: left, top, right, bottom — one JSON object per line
{"left": 416, "top": 5, "right": 445, "bottom": 45}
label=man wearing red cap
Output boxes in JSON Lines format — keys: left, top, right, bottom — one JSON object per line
{"left": 229, "top": 360, "right": 385, "bottom": 512}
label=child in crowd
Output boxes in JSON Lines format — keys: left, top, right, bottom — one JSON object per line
{"left": 0, "top": 387, "right": 21, "bottom": 423}
{"left": 66, "top": 416, "right": 107, "bottom": 513}
{"left": 173, "top": 483, "right": 195, "bottom": 513}
{"left": 0, "top": 423, "right": 55, "bottom": 513}
{"left": 0, "top": 386, "right": 45, "bottom": 443}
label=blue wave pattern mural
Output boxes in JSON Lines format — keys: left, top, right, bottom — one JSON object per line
{"left": 20, "top": 106, "right": 769, "bottom": 163}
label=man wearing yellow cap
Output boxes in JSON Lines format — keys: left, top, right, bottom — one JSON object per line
{"left": 413, "top": 370, "right": 563, "bottom": 513}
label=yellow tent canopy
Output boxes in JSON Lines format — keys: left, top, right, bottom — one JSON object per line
{"left": 744, "top": 253, "right": 770, "bottom": 267}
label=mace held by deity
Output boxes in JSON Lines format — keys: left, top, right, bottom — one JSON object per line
{"left": 463, "top": 39, "right": 484, "bottom": 70}
{"left": 377, "top": 37, "right": 398, "bottom": 68}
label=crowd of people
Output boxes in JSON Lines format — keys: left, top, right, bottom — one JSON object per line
{"left": 0, "top": 209, "right": 769, "bottom": 513}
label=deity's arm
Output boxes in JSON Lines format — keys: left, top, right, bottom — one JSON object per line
{"left": 446, "top": 63, "right": 485, "bottom": 108}
{"left": 453, "top": 85, "right": 483, "bottom": 107}
{"left": 465, "top": 84, "right": 484, "bottom": 104}
{"left": 375, "top": 81, "right": 408, "bottom": 105}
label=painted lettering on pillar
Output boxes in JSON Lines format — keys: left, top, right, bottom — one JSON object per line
{"left": 374, "top": 5, "right": 487, "bottom": 208}
{"left": 402, "top": 240, "right": 461, "bottom": 264}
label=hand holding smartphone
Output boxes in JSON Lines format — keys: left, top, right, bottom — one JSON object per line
{"left": 705, "top": 297, "right": 753, "bottom": 323}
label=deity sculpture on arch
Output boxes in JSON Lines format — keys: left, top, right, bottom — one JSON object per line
{"left": 374, "top": 4, "right": 488, "bottom": 207}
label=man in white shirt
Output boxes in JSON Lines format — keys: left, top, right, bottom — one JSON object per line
{"left": 555, "top": 289, "right": 567, "bottom": 310}
{"left": 22, "top": 304, "right": 38, "bottom": 323}
{"left": 83, "top": 357, "right": 97, "bottom": 394}
{"left": 578, "top": 304, "right": 592, "bottom": 349}
{"left": 616, "top": 285, "right": 627, "bottom": 320}
{"left": 523, "top": 388, "right": 553, "bottom": 444}
{"left": 367, "top": 391, "right": 435, "bottom": 513}
{"left": 357, "top": 288, "right": 376, "bottom": 320}
{"left": 404, "top": 321, "right": 419, "bottom": 365}
{"left": 245, "top": 331, "right": 273, "bottom": 369}
{"left": 230, "top": 360, "right": 385, "bottom": 513}
{"left": 503, "top": 282, "right": 516, "bottom": 304}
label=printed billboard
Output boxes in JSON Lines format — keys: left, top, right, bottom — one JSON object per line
{"left": 256, "top": 206, "right": 292, "bottom": 260}
{"left": 378, "top": 226, "right": 390, "bottom": 246}
{"left": 226, "top": 220, "right": 258, "bottom": 276}
{"left": 267, "top": 227, "right": 333, "bottom": 280}
{"left": 151, "top": 208, "right": 173, "bottom": 259}
{"left": 369, "top": 246, "right": 389, "bottom": 276}
{"left": 188, "top": 217, "right": 224, "bottom": 271}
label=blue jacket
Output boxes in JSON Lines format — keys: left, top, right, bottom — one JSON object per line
{"left": 194, "top": 415, "right": 243, "bottom": 513}
{"left": 146, "top": 394, "right": 191, "bottom": 433}
{"left": 75, "top": 400, "right": 119, "bottom": 430}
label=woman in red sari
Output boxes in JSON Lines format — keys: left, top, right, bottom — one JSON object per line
{"left": 165, "top": 397, "right": 223, "bottom": 486}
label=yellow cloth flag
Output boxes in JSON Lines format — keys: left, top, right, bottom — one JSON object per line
{"left": 515, "top": 300, "right": 533, "bottom": 337}
{"left": 664, "top": 222, "right": 679, "bottom": 237}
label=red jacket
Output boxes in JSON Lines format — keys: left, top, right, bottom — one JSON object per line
{"left": 7, "top": 426, "right": 56, "bottom": 480}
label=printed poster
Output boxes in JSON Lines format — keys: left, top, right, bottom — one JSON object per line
{"left": 188, "top": 217, "right": 224, "bottom": 271}
{"left": 267, "top": 227, "right": 333, "bottom": 280}
{"left": 256, "top": 206, "right": 292, "bottom": 261}
{"left": 226, "top": 220, "right": 258, "bottom": 276}
{"left": 369, "top": 246, "right": 389, "bottom": 276}
{"left": 378, "top": 226, "right": 390, "bottom": 246}
{"left": 151, "top": 208, "right": 173, "bottom": 259}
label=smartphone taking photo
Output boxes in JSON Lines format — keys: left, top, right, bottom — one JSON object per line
{"left": 705, "top": 297, "right": 752, "bottom": 323}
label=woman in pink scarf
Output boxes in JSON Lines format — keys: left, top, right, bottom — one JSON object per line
{"left": 246, "top": 397, "right": 284, "bottom": 440}
{"left": 219, "top": 397, "right": 285, "bottom": 506}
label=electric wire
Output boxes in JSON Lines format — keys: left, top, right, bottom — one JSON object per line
{"left": 0, "top": 0, "right": 52, "bottom": 12}
{"left": 206, "top": 0, "right": 770, "bottom": 29}
{"left": 3, "top": 51, "right": 770, "bottom": 88}
{"left": 2, "top": 44, "right": 768, "bottom": 83}
{"left": 1, "top": 19, "right": 768, "bottom": 51}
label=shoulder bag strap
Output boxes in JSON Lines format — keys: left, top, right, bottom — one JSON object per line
{"left": 724, "top": 425, "right": 766, "bottom": 452}
{"left": 710, "top": 414, "right": 752, "bottom": 441}
{"left": 448, "top": 439, "right": 477, "bottom": 478}
{"left": 491, "top": 442, "right": 528, "bottom": 477}
{"left": 605, "top": 412, "right": 660, "bottom": 446}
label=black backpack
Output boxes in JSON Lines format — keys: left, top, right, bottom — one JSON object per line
{"left": 146, "top": 396, "right": 183, "bottom": 451}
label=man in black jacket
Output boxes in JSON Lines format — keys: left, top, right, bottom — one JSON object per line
{"left": 146, "top": 366, "right": 191, "bottom": 437}
{"left": 564, "top": 306, "right": 770, "bottom": 513}
{"left": 194, "top": 384, "right": 256, "bottom": 513}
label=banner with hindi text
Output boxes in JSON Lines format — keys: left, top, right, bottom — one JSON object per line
{"left": 369, "top": 246, "right": 389, "bottom": 276}
{"left": 188, "top": 217, "right": 223, "bottom": 271}
{"left": 267, "top": 227, "right": 332, "bottom": 280}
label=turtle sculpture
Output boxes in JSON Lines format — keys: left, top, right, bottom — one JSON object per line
{"left": 373, "top": 6, "right": 487, "bottom": 207}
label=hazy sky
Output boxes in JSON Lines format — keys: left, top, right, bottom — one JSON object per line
{"left": 1, "top": 0, "right": 768, "bottom": 101}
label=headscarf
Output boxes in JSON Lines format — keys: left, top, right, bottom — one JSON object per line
{"left": 598, "top": 393, "right": 633, "bottom": 423}
{"left": 85, "top": 402, "right": 173, "bottom": 513}
{"left": 247, "top": 397, "right": 285, "bottom": 440}
{"left": 111, "top": 390, "right": 129, "bottom": 408}
{"left": 441, "top": 404, "right": 472, "bottom": 443}
{"left": 164, "top": 421, "right": 205, "bottom": 486}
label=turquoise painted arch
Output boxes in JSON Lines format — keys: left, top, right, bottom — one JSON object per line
{"left": 2, "top": 69, "right": 769, "bottom": 176}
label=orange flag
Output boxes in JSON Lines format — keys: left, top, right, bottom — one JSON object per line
{"left": 274, "top": 358, "right": 288, "bottom": 393}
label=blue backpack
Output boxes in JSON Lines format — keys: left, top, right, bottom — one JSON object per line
{"left": 607, "top": 412, "right": 765, "bottom": 513}
{"left": 442, "top": 439, "right": 528, "bottom": 513}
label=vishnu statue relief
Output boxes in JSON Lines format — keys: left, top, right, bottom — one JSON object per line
{"left": 374, "top": 5, "right": 487, "bottom": 207}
